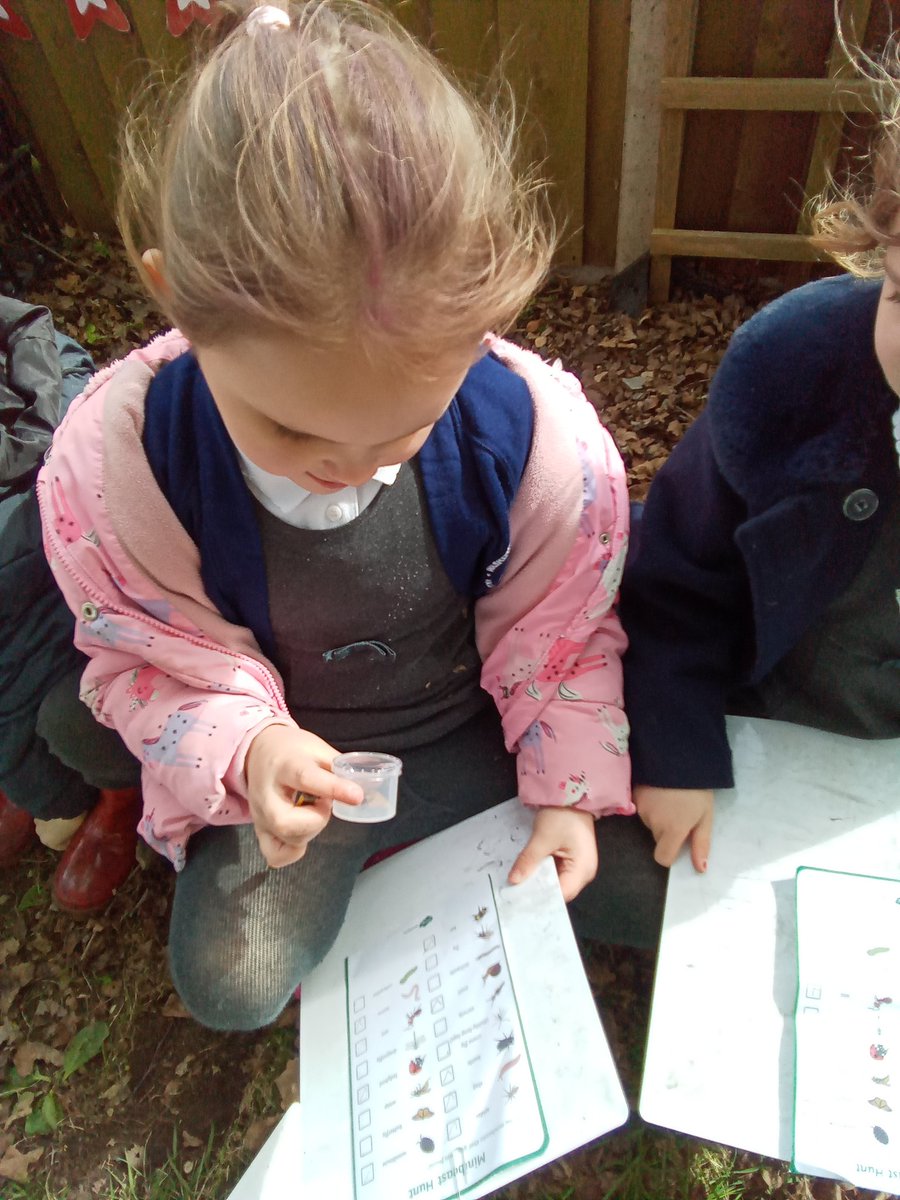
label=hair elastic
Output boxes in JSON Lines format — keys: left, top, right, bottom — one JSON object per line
{"left": 245, "top": 5, "right": 290, "bottom": 34}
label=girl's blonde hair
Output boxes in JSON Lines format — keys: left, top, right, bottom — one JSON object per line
{"left": 812, "top": 37, "right": 900, "bottom": 275}
{"left": 118, "top": 0, "right": 555, "bottom": 358}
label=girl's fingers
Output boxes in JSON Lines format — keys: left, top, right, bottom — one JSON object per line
{"left": 261, "top": 797, "right": 331, "bottom": 845}
{"left": 690, "top": 807, "right": 713, "bottom": 873}
{"left": 285, "top": 762, "right": 364, "bottom": 807}
{"left": 256, "top": 827, "right": 309, "bottom": 868}
{"left": 652, "top": 827, "right": 687, "bottom": 868}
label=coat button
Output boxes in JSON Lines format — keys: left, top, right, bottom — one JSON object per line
{"left": 842, "top": 488, "right": 879, "bottom": 521}
{"left": 80, "top": 602, "right": 99, "bottom": 621}
{"left": 325, "top": 503, "right": 344, "bottom": 523}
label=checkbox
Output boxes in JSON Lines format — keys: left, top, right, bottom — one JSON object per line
{"left": 353, "top": 996, "right": 365, "bottom": 1013}
{"left": 361, "top": 1164, "right": 375, "bottom": 1185}
{"left": 427, "top": 974, "right": 441, "bottom": 992}
{"left": 440, "top": 1066, "right": 454, "bottom": 1086}
{"left": 430, "top": 996, "right": 444, "bottom": 1014}
{"left": 360, "top": 1136, "right": 373, "bottom": 1156}
{"left": 357, "top": 1084, "right": 370, "bottom": 1104}
{"left": 355, "top": 1038, "right": 368, "bottom": 1056}
{"left": 447, "top": 1118, "right": 461, "bottom": 1139}
{"left": 358, "top": 1109, "right": 372, "bottom": 1130}
{"left": 425, "top": 954, "right": 438, "bottom": 970}
{"left": 356, "top": 1061, "right": 369, "bottom": 1080}
{"left": 355, "top": 1017, "right": 366, "bottom": 1034}
{"left": 423, "top": 935, "right": 436, "bottom": 951}
{"left": 433, "top": 1018, "right": 447, "bottom": 1036}
{"left": 443, "top": 1091, "right": 458, "bottom": 1113}
{"left": 437, "top": 1042, "right": 450, "bottom": 1061}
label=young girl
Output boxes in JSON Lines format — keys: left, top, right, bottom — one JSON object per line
{"left": 38, "top": 0, "right": 655, "bottom": 1031}
{"left": 621, "top": 50, "right": 900, "bottom": 874}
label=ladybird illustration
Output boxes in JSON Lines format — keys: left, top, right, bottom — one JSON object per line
{"left": 418, "top": 1136, "right": 435, "bottom": 1153}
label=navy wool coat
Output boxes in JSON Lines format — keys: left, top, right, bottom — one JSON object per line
{"left": 620, "top": 274, "right": 899, "bottom": 788}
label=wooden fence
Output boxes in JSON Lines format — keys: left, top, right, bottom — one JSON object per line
{"left": 2, "top": 0, "right": 899, "bottom": 278}
{"left": 0, "top": 0, "right": 629, "bottom": 267}
{"left": 651, "top": 0, "right": 900, "bottom": 296}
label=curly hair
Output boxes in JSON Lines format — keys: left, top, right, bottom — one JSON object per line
{"left": 811, "top": 37, "right": 900, "bottom": 276}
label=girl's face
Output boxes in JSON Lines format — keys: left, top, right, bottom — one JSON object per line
{"left": 874, "top": 229, "right": 900, "bottom": 399}
{"left": 197, "top": 334, "right": 483, "bottom": 492}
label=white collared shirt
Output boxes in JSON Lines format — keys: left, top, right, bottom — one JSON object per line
{"left": 236, "top": 450, "right": 402, "bottom": 529}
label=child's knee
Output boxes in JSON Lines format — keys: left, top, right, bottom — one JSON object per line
{"left": 168, "top": 924, "right": 326, "bottom": 1032}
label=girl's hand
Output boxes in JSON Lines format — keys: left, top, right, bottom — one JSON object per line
{"left": 244, "top": 724, "right": 364, "bottom": 868}
{"left": 634, "top": 785, "right": 713, "bottom": 872}
{"left": 507, "top": 807, "right": 598, "bottom": 901}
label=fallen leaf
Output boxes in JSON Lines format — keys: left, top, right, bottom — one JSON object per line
{"left": 14, "top": 1042, "right": 64, "bottom": 1076}
{"left": 182, "top": 1131, "right": 202, "bottom": 1148}
{"left": 161, "top": 992, "right": 190, "bottom": 1019}
{"left": 275, "top": 1057, "right": 299, "bottom": 1109}
{"left": 242, "top": 1116, "right": 277, "bottom": 1154}
{"left": 123, "top": 1145, "right": 142, "bottom": 1171}
{"left": 174, "top": 1054, "right": 194, "bottom": 1078}
{"left": 0, "top": 1144, "right": 43, "bottom": 1183}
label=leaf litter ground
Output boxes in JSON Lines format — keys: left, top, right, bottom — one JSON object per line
{"left": 0, "top": 232, "right": 872, "bottom": 1199}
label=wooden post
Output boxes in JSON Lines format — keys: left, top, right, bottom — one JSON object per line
{"left": 648, "top": 0, "right": 700, "bottom": 304}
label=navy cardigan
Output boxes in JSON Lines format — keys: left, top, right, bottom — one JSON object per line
{"left": 621, "top": 273, "right": 899, "bottom": 788}
{"left": 143, "top": 351, "right": 534, "bottom": 664}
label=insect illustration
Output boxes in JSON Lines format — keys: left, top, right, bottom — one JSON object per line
{"left": 496, "top": 1031, "right": 515, "bottom": 1052}
{"left": 498, "top": 1054, "right": 521, "bottom": 1080}
{"left": 412, "top": 1080, "right": 431, "bottom": 1097}
{"left": 473, "top": 906, "right": 488, "bottom": 921}
{"left": 495, "top": 1009, "right": 507, "bottom": 1026}
{"left": 490, "top": 983, "right": 506, "bottom": 1006}
{"left": 412, "top": 1107, "right": 434, "bottom": 1121}
{"left": 477, "top": 927, "right": 495, "bottom": 940}
{"left": 400, "top": 967, "right": 418, "bottom": 985}
{"left": 868, "top": 947, "right": 890, "bottom": 957}
{"left": 873, "top": 1075, "right": 891, "bottom": 1086}
{"left": 875, "top": 1125, "right": 890, "bottom": 1145}
{"left": 409, "top": 1056, "right": 425, "bottom": 1074}
{"left": 504, "top": 1084, "right": 519, "bottom": 1101}
{"left": 402, "top": 984, "right": 420, "bottom": 1001}
{"left": 476, "top": 947, "right": 497, "bottom": 960}
{"left": 419, "top": 916, "right": 433, "bottom": 927}
{"left": 875, "top": 996, "right": 894, "bottom": 1008}
{"left": 871, "top": 1044, "right": 888, "bottom": 1061}
{"left": 418, "top": 1136, "right": 435, "bottom": 1153}
{"left": 870, "top": 1097, "right": 893, "bottom": 1111}
{"left": 407, "top": 1007, "right": 422, "bottom": 1027}
{"left": 482, "top": 963, "right": 501, "bottom": 983}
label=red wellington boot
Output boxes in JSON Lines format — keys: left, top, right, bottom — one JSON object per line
{"left": 0, "top": 789, "right": 37, "bottom": 867}
{"left": 52, "top": 787, "right": 142, "bottom": 915}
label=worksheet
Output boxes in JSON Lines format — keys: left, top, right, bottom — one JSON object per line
{"left": 296, "top": 799, "right": 629, "bottom": 1200}
{"left": 640, "top": 716, "right": 900, "bottom": 1163}
{"left": 793, "top": 866, "right": 900, "bottom": 1193}
{"left": 345, "top": 878, "right": 546, "bottom": 1199}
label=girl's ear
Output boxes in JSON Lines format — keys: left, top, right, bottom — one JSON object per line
{"left": 141, "top": 248, "right": 169, "bottom": 299}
